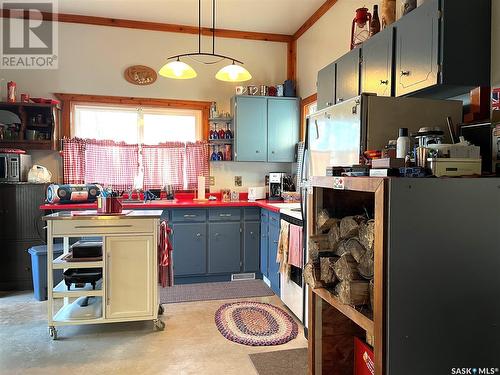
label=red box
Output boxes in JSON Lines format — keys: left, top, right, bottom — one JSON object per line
{"left": 354, "top": 337, "right": 374, "bottom": 375}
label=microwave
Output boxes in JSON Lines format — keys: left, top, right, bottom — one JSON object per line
{"left": 0, "top": 153, "right": 32, "bottom": 182}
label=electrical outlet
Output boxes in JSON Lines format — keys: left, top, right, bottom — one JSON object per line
{"left": 209, "top": 176, "right": 215, "bottom": 186}
{"left": 234, "top": 176, "right": 242, "bottom": 187}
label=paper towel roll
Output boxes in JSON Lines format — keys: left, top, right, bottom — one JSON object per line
{"left": 197, "top": 176, "right": 206, "bottom": 200}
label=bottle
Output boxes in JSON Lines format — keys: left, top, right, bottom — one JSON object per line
{"left": 370, "top": 5, "right": 381, "bottom": 36}
{"left": 396, "top": 128, "right": 411, "bottom": 158}
{"left": 210, "top": 102, "right": 217, "bottom": 118}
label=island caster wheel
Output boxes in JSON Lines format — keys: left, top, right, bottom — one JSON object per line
{"left": 158, "top": 304, "right": 164, "bottom": 316}
{"left": 49, "top": 326, "right": 58, "bottom": 340}
{"left": 153, "top": 319, "right": 165, "bottom": 331}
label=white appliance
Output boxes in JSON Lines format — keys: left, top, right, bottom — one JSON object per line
{"left": 279, "top": 206, "right": 304, "bottom": 323}
{"left": 247, "top": 186, "right": 266, "bottom": 201}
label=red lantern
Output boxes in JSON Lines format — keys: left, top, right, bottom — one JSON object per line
{"left": 350, "top": 7, "right": 372, "bottom": 50}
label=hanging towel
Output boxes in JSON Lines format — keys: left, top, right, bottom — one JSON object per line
{"left": 276, "top": 220, "right": 290, "bottom": 275}
{"left": 158, "top": 220, "right": 174, "bottom": 288}
{"left": 288, "top": 224, "right": 303, "bottom": 269}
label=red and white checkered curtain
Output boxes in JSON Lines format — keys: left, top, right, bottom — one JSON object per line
{"left": 142, "top": 143, "right": 185, "bottom": 190}
{"left": 62, "top": 138, "right": 86, "bottom": 184}
{"left": 84, "top": 140, "right": 139, "bottom": 190}
{"left": 185, "top": 141, "right": 209, "bottom": 190}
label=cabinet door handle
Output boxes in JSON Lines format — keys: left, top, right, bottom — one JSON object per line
{"left": 401, "top": 70, "right": 411, "bottom": 76}
{"left": 326, "top": 102, "right": 332, "bottom": 107}
{"left": 380, "top": 80, "right": 389, "bottom": 85}
{"left": 219, "top": 213, "right": 232, "bottom": 217}
{"left": 184, "top": 214, "right": 197, "bottom": 218}
{"left": 106, "top": 252, "right": 111, "bottom": 306}
{"left": 250, "top": 231, "right": 254, "bottom": 235}
{"left": 256, "top": 150, "right": 260, "bottom": 153}
{"left": 195, "top": 233, "right": 202, "bottom": 238}
{"left": 273, "top": 240, "right": 279, "bottom": 244}
{"left": 75, "top": 224, "right": 132, "bottom": 229}
{"left": 214, "top": 232, "right": 220, "bottom": 237}
{"left": 271, "top": 151, "right": 275, "bottom": 154}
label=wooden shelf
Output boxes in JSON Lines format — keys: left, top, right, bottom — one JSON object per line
{"left": 0, "top": 101, "right": 59, "bottom": 108}
{"left": 53, "top": 253, "right": 104, "bottom": 270}
{"left": 313, "top": 287, "right": 374, "bottom": 335}
{"left": 52, "top": 280, "right": 103, "bottom": 298}
{"left": 311, "top": 176, "right": 384, "bottom": 193}
{"left": 0, "top": 139, "right": 52, "bottom": 150}
{"left": 209, "top": 117, "right": 233, "bottom": 122}
{"left": 208, "top": 139, "right": 233, "bottom": 143}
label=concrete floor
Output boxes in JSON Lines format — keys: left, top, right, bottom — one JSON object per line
{"left": 0, "top": 292, "right": 308, "bottom": 375}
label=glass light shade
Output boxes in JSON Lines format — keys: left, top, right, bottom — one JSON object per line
{"left": 159, "top": 60, "right": 197, "bottom": 79}
{"left": 215, "top": 63, "right": 252, "bottom": 82}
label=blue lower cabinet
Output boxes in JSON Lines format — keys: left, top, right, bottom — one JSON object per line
{"left": 243, "top": 222, "right": 260, "bottom": 272}
{"left": 208, "top": 222, "right": 241, "bottom": 274}
{"left": 268, "top": 219, "right": 281, "bottom": 295}
{"left": 260, "top": 211, "right": 269, "bottom": 277}
{"left": 171, "top": 222, "right": 207, "bottom": 276}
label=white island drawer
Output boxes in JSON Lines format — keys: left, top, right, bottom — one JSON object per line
{"left": 52, "top": 218, "right": 154, "bottom": 236}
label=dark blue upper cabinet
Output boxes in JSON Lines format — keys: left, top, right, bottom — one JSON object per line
{"left": 233, "top": 96, "right": 299, "bottom": 162}
{"left": 395, "top": 0, "right": 440, "bottom": 97}
{"left": 171, "top": 222, "right": 207, "bottom": 276}
{"left": 361, "top": 27, "right": 394, "bottom": 97}
{"left": 233, "top": 96, "right": 268, "bottom": 162}
{"left": 268, "top": 98, "right": 300, "bottom": 163}
{"left": 208, "top": 222, "right": 241, "bottom": 274}
{"left": 335, "top": 48, "right": 361, "bottom": 104}
{"left": 317, "top": 62, "right": 336, "bottom": 111}
{"left": 395, "top": 0, "right": 491, "bottom": 97}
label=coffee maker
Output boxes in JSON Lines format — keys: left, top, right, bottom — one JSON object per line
{"left": 268, "top": 172, "right": 286, "bottom": 201}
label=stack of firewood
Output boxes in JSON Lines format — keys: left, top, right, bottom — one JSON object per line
{"left": 304, "top": 212, "right": 375, "bottom": 307}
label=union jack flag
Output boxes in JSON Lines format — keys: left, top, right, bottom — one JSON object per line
{"left": 493, "top": 88, "right": 500, "bottom": 111}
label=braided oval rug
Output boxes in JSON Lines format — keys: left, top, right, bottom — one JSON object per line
{"left": 215, "top": 301, "right": 298, "bottom": 346}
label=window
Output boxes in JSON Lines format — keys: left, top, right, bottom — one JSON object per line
{"left": 73, "top": 105, "right": 202, "bottom": 144}
{"left": 64, "top": 101, "right": 208, "bottom": 190}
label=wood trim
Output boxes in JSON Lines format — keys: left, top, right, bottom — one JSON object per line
{"left": 0, "top": 9, "right": 293, "bottom": 43}
{"left": 300, "top": 93, "right": 317, "bottom": 141}
{"left": 374, "top": 180, "right": 387, "bottom": 375}
{"left": 54, "top": 93, "right": 211, "bottom": 139}
{"left": 308, "top": 288, "right": 316, "bottom": 375}
{"left": 293, "top": 0, "right": 339, "bottom": 40}
{"left": 287, "top": 40, "right": 297, "bottom": 81}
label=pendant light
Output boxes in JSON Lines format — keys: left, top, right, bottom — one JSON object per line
{"left": 158, "top": 0, "right": 251, "bottom": 82}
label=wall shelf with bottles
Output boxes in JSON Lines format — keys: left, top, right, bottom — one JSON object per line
{"left": 0, "top": 102, "right": 60, "bottom": 150}
{"left": 209, "top": 117, "right": 233, "bottom": 162}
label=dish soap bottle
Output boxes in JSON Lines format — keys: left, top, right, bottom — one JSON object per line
{"left": 396, "top": 128, "right": 410, "bottom": 158}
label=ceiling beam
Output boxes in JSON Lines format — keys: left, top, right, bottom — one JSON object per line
{"left": 292, "top": 0, "right": 338, "bottom": 40}
{"left": 0, "top": 9, "right": 293, "bottom": 43}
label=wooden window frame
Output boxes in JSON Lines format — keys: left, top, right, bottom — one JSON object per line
{"left": 300, "top": 93, "right": 317, "bottom": 141}
{"left": 55, "top": 93, "right": 212, "bottom": 141}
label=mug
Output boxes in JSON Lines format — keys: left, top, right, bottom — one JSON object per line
{"left": 235, "top": 86, "right": 247, "bottom": 95}
{"left": 259, "top": 85, "right": 268, "bottom": 96}
{"left": 276, "top": 84, "right": 284, "bottom": 97}
{"left": 247, "top": 85, "right": 258, "bottom": 96}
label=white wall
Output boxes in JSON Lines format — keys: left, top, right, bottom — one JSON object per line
{"left": 0, "top": 22, "right": 288, "bottom": 185}
{"left": 296, "top": 0, "right": 378, "bottom": 98}
{"left": 209, "top": 161, "right": 292, "bottom": 192}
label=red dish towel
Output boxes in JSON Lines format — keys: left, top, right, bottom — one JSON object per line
{"left": 287, "top": 224, "right": 303, "bottom": 268}
{"left": 158, "top": 220, "right": 174, "bottom": 288}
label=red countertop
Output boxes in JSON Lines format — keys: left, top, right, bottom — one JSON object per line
{"left": 40, "top": 199, "right": 283, "bottom": 213}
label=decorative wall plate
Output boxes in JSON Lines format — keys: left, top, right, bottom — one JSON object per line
{"left": 124, "top": 65, "right": 157, "bottom": 86}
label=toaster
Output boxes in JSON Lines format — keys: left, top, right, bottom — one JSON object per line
{"left": 247, "top": 186, "right": 266, "bottom": 201}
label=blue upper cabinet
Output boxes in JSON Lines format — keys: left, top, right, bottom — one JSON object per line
{"left": 267, "top": 98, "right": 300, "bottom": 163}
{"left": 233, "top": 96, "right": 268, "bottom": 162}
{"left": 233, "top": 96, "right": 299, "bottom": 162}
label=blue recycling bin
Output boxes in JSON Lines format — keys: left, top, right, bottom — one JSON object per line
{"left": 28, "top": 244, "right": 64, "bottom": 301}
